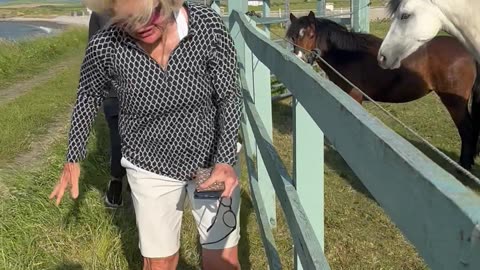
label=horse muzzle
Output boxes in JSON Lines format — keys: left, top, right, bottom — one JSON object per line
{"left": 305, "top": 48, "right": 321, "bottom": 65}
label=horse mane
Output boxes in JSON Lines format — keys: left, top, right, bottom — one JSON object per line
{"left": 314, "top": 18, "right": 380, "bottom": 53}
{"left": 387, "top": 0, "right": 402, "bottom": 16}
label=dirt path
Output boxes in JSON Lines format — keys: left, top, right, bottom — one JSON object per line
{"left": 0, "top": 55, "right": 83, "bottom": 198}
{"left": 0, "top": 55, "right": 81, "bottom": 106}
{"left": 9, "top": 111, "right": 71, "bottom": 169}
{"left": 0, "top": 110, "right": 72, "bottom": 200}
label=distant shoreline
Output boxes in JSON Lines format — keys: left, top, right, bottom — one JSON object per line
{"left": 0, "top": 15, "right": 90, "bottom": 27}
{"left": 0, "top": 19, "right": 65, "bottom": 30}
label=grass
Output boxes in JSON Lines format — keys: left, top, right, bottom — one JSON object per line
{"left": 0, "top": 4, "right": 84, "bottom": 18}
{"left": 0, "top": 26, "right": 267, "bottom": 270}
{"left": 0, "top": 27, "right": 87, "bottom": 90}
{"left": 0, "top": 56, "right": 82, "bottom": 164}
{"left": 0, "top": 18, "right": 477, "bottom": 270}
{"left": 269, "top": 97, "right": 429, "bottom": 269}
{"left": 0, "top": 110, "right": 269, "bottom": 270}
{"left": 265, "top": 19, "right": 479, "bottom": 269}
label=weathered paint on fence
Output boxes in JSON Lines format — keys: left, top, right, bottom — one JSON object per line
{"left": 241, "top": 114, "right": 283, "bottom": 269}
{"left": 241, "top": 73, "right": 331, "bottom": 270}
{"left": 231, "top": 6, "right": 480, "bottom": 270}
{"left": 293, "top": 96, "right": 325, "bottom": 270}
{"left": 250, "top": 22, "right": 277, "bottom": 229}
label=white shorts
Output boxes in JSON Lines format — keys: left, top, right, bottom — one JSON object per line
{"left": 120, "top": 146, "right": 242, "bottom": 258}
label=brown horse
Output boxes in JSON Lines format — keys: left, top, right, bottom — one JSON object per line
{"left": 287, "top": 11, "right": 480, "bottom": 170}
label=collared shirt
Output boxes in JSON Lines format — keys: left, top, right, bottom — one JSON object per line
{"left": 66, "top": 3, "right": 242, "bottom": 181}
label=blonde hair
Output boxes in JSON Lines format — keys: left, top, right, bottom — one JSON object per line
{"left": 83, "top": 0, "right": 184, "bottom": 32}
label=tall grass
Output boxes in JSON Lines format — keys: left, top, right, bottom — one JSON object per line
{"left": 0, "top": 27, "right": 87, "bottom": 89}
{"left": 0, "top": 58, "right": 82, "bottom": 164}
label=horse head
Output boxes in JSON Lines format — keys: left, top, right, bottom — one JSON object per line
{"left": 287, "top": 11, "right": 325, "bottom": 63}
{"left": 378, "top": 0, "right": 445, "bottom": 69}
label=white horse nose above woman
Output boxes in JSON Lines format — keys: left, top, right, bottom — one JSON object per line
{"left": 377, "top": 0, "right": 480, "bottom": 70}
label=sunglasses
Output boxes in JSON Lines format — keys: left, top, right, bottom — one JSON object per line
{"left": 115, "top": 2, "right": 170, "bottom": 33}
{"left": 202, "top": 197, "right": 237, "bottom": 246}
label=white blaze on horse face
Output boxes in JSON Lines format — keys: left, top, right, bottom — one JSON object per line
{"left": 293, "top": 28, "right": 306, "bottom": 60}
{"left": 378, "top": 0, "right": 443, "bottom": 69}
{"left": 299, "top": 28, "right": 305, "bottom": 38}
{"left": 296, "top": 50, "right": 304, "bottom": 60}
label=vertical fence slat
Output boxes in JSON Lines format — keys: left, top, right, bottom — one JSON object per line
{"left": 263, "top": 0, "right": 271, "bottom": 34}
{"left": 317, "top": 0, "right": 325, "bottom": 16}
{"left": 293, "top": 98, "right": 325, "bottom": 270}
{"left": 229, "top": 0, "right": 255, "bottom": 158}
{"left": 241, "top": 104, "right": 282, "bottom": 269}
{"left": 211, "top": 0, "right": 220, "bottom": 14}
{"left": 250, "top": 18, "right": 277, "bottom": 228}
{"left": 352, "top": 0, "right": 369, "bottom": 33}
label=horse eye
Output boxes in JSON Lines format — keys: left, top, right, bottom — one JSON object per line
{"left": 400, "top": 13, "right": 411, "bottom": 20}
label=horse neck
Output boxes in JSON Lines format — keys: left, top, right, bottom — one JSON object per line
{"left": 436, "top": 0, "right": 480, "bottom": 62}
{"left": 322, "top": 29, "right": 381, "bottom": 56}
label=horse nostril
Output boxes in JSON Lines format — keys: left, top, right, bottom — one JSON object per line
{"left": 379, "top": 54, "right": 387, "bottom": 64}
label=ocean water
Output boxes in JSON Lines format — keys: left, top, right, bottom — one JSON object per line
{"left": 0, "top": 1, "right": 79, "bottom": 40}
{"left": 0, "top": 21, "right": 54, "bottom": 41}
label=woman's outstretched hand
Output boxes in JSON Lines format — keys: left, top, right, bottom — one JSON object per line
{"left": 49, "top": 163, "right": 81, "bottom": 206}
{"left": 199, "top": 163, "right": 238, "bottom": 198}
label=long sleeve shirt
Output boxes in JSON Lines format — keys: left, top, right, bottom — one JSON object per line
{"left": 66, "top": 3, "right": 242, "bottom": 181}
{"left": 88, "top": 11, "right": 117, "bottom": 99}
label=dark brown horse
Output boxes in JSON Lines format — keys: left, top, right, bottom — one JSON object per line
{"left": 287, "top": 11, "right": 480, "bottom": 170}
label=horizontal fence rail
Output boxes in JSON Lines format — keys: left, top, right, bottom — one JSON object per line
{"left": 230, "top": 8, "right": 480, "bottom": 270}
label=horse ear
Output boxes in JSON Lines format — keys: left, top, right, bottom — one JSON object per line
{"left": 290, "top": 13, "right": 297, "bottom": 23}
{"left": 308, "top": 11, "right": 316, "bottom": 22}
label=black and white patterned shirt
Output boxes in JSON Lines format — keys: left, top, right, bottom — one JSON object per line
{"left": 66, "top": 3, "right": 242, "bottom": 181}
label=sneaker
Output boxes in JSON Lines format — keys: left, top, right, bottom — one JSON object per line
{"left": 105, "top": 179, "right": 123, "bottom": 208}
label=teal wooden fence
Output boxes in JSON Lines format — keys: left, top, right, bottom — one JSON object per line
{"left": 226, "top": 0, "right": 480, "bottom": 269}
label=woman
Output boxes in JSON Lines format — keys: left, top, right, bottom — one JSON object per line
{"left": 88, "top": 11, "right": 127, "bottom": 208}
{"left": 49, "top": 0, "right": 243, "bottom": 269}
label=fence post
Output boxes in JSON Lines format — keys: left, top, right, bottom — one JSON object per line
{"left": 229, "top": 0, "right": 276, "bottom": 229}
{"left": 229, "top": 0, "right": 253, "bottom": 153}
{"left": 211, "top": 0, "right": 221, "bottom": 14}
{"left": 263, "top": 0, "right": 271, "bottom": 34}
{"left": 317, "top": 0, "right": 325, "bottom": 16}
{"left": 351, "top": 0, "right": 369, "bottom": 33}
{"left": 293, "top": 98, "right": 325, "bottom": 270}
{"left": 250, "top": 20, "right": 276, "bottom": 229}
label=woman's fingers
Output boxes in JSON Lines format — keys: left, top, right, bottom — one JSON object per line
{"left": 196, "top": 164, "right": 238, "bottom": 198}
{"left": 68, "top": 164, "right": 80, "bottom": 199}
{"left": 221, "top": 179, "right": 238, "bottom": 198}
{"left": 49, "top": 183, "right": 60, "bottom": 200}
{"left": 199, "top": 175, "right": 218, "bottom": 190}
{"left": 49, "top": 169, "right": 66, "bottom": 200}
{"left": 70, "top": 176, "right": 79, "bottom": 199}
{"left": 55, "top": 180, "right": 67, "bottom": 206}
{"left": 49, "top": 163, "right": 81, "bottom": 205}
